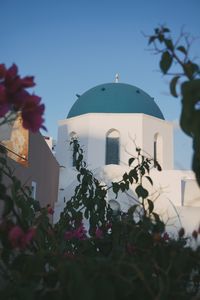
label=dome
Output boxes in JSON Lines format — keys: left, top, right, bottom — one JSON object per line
{"left": 67, "top": 83, "right": 164, "bottom": 120}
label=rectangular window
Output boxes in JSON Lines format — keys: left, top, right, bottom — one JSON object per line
{"left": 31, "top": 181, "right": 37, "bottom": 200}
{"left": 106, "top": 137, "right": 119, "bottom": 165}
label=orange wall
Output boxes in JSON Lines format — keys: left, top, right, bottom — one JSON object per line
{"left": 3, "top": 131, "right": 59, "bottom": 209}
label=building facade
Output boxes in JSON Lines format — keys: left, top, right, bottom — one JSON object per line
{"left": 0, "top": 116, "right": 59, "bottom": 216}
{"left": 55, "top": 82, "right": 200, "bottom": 235}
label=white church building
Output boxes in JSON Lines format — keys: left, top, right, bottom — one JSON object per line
{"left": 54, "top": 81, "right": 200, "bottom": 235}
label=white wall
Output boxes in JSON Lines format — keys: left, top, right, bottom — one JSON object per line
{"left": 56, "top": 113, "right": 172, "bottom": 171}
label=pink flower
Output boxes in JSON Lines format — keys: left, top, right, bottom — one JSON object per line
{"left": 21, "top": 94, "right": 45, "bottom": 132}
{"left": 24, "top": 227, "right": 36, "bottom": 244}
{"left": 64, "top": 230, "right": 74, "bottom": 240}
{"left": 47, "top": 207, "right": 54, "bottom": 215}
{"left": 162, "top": 232, "right": 169, "bottom": 241}
{"left": 8, "top": 225, "right": 36, "bottom": 249}
{"left": 106, "top": 222, "right": 112, "bottom": 229}
{"left": 0, "top": 64, "right": 6, "bottom": 79}
{"left": 8, "top": 225, "right": 24, "bottom": 248}
{"left": 47, "top": 204, "right": 54, "bottom": 215}
{"left": 64, "top": 223, "right": 87, "bottom": 241}
{"left": 73, "top": 223, "right": 87, "bottom": 240}
{"left": 0, "top": 63, "right": 45, "bottom": 132}
{"left": 95, "top": 228, "right": 103, "bottom": 239}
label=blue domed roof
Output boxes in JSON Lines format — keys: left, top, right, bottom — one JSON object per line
{"left": 67, "top": 83, "right": 164, "bottom": 120}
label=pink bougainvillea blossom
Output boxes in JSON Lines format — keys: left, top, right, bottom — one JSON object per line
{"left": 47, "top": 205, "right": 54, "bottom": 215}
{"left": 74, "top": 223, "right": 87, "bottom": 240}
{"left": 64, "top": 223, "right": 87, "bottom": 241}
{"left": 0, "top": 63, "right": 45, "bottom": 132}
{"left": 162, "top": 232, "right": 170, "bottom": 241}
{"left": 64, "top": 230, "right": 74, "bottom": 240}
{"left": 24, "top": 227, "right": 36, "bottom": 244}
{"left": 8, "top": 225, "right": 36, "bottom": 249}
{"left": 8, "top": 225, "right": 24, "bottom": 248}
{"left": 95, "top": 228, "right": 103, "bottom": 239}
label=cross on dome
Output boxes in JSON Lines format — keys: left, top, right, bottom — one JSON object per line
{"left": 115, "top": 73, "right": 119, "bottom": 83}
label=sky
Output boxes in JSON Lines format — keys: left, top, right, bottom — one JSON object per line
{"left": 0, "top": 0, "right": 200, "bottom": 169}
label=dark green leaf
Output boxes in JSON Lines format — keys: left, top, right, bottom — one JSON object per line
{"left": 177, "top": 46, "right": 187, "bottom": 55}
{"left": 164, "top": 39, "right": 174, "bottom": 51}
{"left": 123, "top": 172, "right": 129, "bottom": 181}
{"left": 3, "top": 196, "right": 13, "bottom": 216}
{"left": 128, "top": 157, "right": 135, "bottom": 166}
{"left": 135, "top": 185, "right": 149, "bottom": 199}
{"left": 163, "top": 27, "right": 170, "bottom": 33}
{"left": 170, "top": 76, "right": 180, "bottom": 97}
{"left": 129, "top": 168, "right": 138, "bottom": 182}
{"left": 112, "top": 182, "right": 119, "bottom": 194}
{"left": 160, "top": 51, "right": 173, "bottom": 74}
{"left": 145, "top": 176, "right": 153, "bottom": 186}
{"left": 147, "top": 199, "right": 154, "bottom": 214}
{"left": 154, "top": 161, "right": 162, "bottom": 171}
{"left": 148, "top": 36, "right": 156, "bottom": 44}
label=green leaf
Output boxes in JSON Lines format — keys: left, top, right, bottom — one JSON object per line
{"left": 145, "top": 176, "right": 153, "bottom": 186}
{"left": 170, "top": 76, "right": 180, "bottom": 97}
{"left": 160, "top": 51, "right": 173, "bottom": 74}
{"left": 148, "top": 36, "right": 156, "bottom": 44}
{"left": 164, "top": 39, "right": 174, "bottom": 51}
{"left": 128, "top": 157, "right": 135, "bottom": 166}
{"left": 163, "top": 27, "right": 170, "bottom": 33}
{"left": 147, "top": 199, "right": 154, "bottom": 214}
{"left": 77, "top": 173, "right": 81, "bottom": 182}
{"left": 123, "top": 172, "right": 129, "bottom": 181}
{"left": 112, "top": 182, "right": 119, "bottom": 194}
{"left": 135, "top": 185, "right": 149, "bottom": 199}
{"left": 177, "top": 45, "right": 187, "bottom": 55}
{"left": 129, "top": 168, "right": 138, "bottom": 182}
{"left": 154, "top": 161, "right": 162, "bottom": 171}
{"left": 3, "top": 196, "right": 13, "bottom": 216}
{"left": 120, "top": 183, "right": 125, "bottom": 192}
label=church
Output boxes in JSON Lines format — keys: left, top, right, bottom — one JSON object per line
{"left": 54, "top": 79, "right": 200, "bottom": 235}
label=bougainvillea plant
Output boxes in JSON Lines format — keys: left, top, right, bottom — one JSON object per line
{"left": 1, "top": 59, "right": 200, "bottom": 300}
{"left": 0, "top": 63, "right": 45, "bottom": 132}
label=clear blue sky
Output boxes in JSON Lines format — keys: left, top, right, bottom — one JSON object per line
{"left": 1, "top": 0, "right": 200, "bottom": 169}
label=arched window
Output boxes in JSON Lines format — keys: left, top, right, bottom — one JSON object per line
{"left": 70, "top": 132, "right": 77, "bottom": 167}
{"left": 154, "top": 133, "right": 163, "bottom": 166}
{"left": 106, "top": 129, "right": 120, "bottom": 165}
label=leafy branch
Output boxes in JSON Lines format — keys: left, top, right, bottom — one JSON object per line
{"left": 146, "top": 26, "right": 200, "bottom": 185}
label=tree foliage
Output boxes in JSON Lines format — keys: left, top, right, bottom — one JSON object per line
{"left": 147, "top": 26, "right": 200, "bottom": 185}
